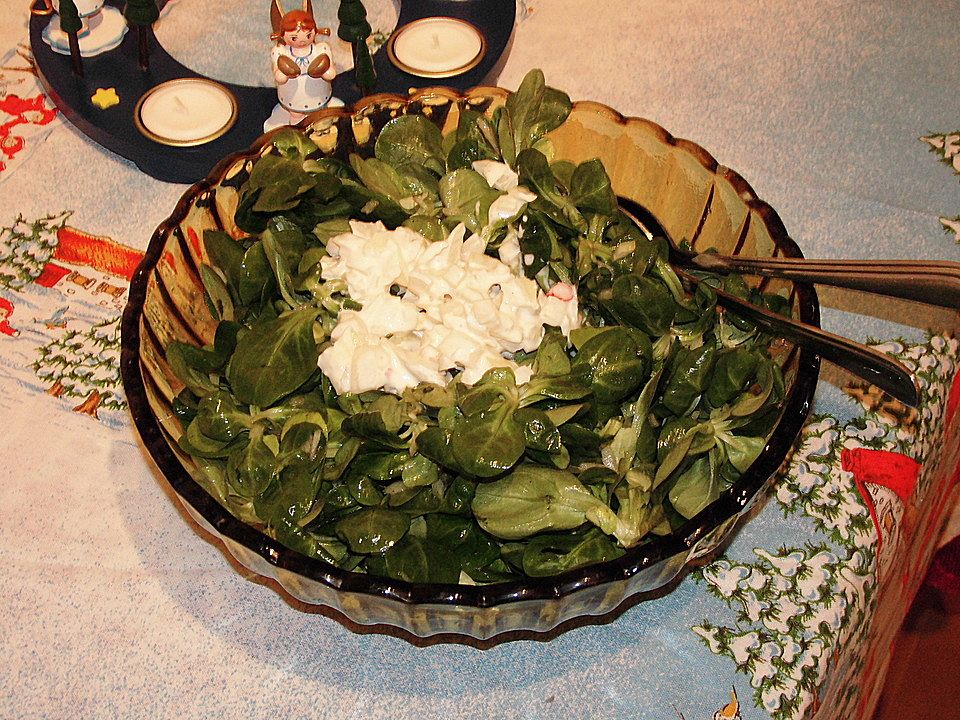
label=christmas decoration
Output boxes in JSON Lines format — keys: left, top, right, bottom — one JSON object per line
{"left": 265, "top": 0, "right": 337, "bottom": 132}
{"left": 338, "top": 0, "right": 375, "bottom": 94}
{"left": 921, "top": 132, "right": 960, "bottom": 243}
{"left": 57, "top": 0, "right": 84, "bottom": 76}
{"left": 33, "top": 314, "right": 125, "bottom": 417}
{"left": 0, "top": 212, "right": 70, "bottom": 290}
{"left": 123, "top": 0, "right": 160, "bottom": 70}
{"left": 90, "top": 86, "right": 119, "bottom": 109}
{"left": 692, "top": 333, "right": 960, "bottom": 720}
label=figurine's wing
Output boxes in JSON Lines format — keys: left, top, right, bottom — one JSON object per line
{"left": 271, "top": 0, "right": 285, "bottom": 36}
{"left": 303, "top": 0, "right": 315, "bottom": 21}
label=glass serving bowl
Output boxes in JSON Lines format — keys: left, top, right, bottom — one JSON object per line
{"left": 119, "top": 86, "right": 820, "bottom": 644}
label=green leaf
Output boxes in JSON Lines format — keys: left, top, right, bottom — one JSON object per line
{"left": 262, "top": 216, "right": 307, "bottom": 270}
{"left": 415, "top": 426, "right": 465, "bottom": 474}
{"left": 349, "top": 154, "right": 410, "bottom": 205}
{"left": 227, "top": 431, "right": 278, "bottom": 498}
{"left": 550, "top": 160, "right": 576, "bottom": 189}
{"left": 446, "top": 137, "right": 498, "bottom": 171}
{"left": 457, "top": 382, "right": 511, "bottom": 418}
{"left": 568, "top": 159, "right": 617, "bottom": 214}
{"left": 347, "top": 473, "right": 384, "bottom": 506}
{"left": 341, "top": 410, "right": 408, "bottom": 450}
{"left": 377, "top": 534, "right": 461, "bottom": 583}
{"left": 439, "top": 168, "right": 500, "bottom": 233}
{"left": 471, "top": 465, "right": 608, "bottom": 539}
{"left": 194, "top": 392, "right": 250, "bottom": 442}
{"left": 167, "top": 341, "right": 220, "bottom": 396}
{"left": 237, "top": 241, "right": 276, "bottom": 309}
{"left": 669, "top": 455, "right": 725, "bottom": 519}
{"left": 602, "top": 274, "right": 677, "bottom": 337}
{"left": 255, "top": 463, "right": 322, "bottom": 525}
{"left": 271, "top": 127, "right": 319, "bottom": 160}
{"left": 522, "top": 528, "right": 624, "bottom": 576}
{"left": 571, "top": 327, "right": 651, "bottom": 403}
{"left": 504, "top": 69, "right": 572, "bottom": 157}
{"left": 375, "top": 115, "right": 446, "bottom": 176}
{"left": 270, "top": 515, "right": 343, "bottom": 564}
{"left": 278, "top": 411, "right": 328, "bottom": 463}
{"left": 516, "top": 407, "right": 562, "bottom": 452}
{"left": 451, "top": 404, "right": 525, "bottom": 478}
{"left": 722, "top": 434, "right": 766, "bottom": 473}
{"left": 705, "top": 348, "right": 760, "bottom": 409}
{"left": 495, "top": 106, "right": 517, "bottom": 167}
{"left": 559, "top": 423, "right": 602, "bottom": 462}
{"left": 400, "top": 454, "right": 440, "bottom": 488}
{"left": 543, "top": 401, "right": 586, "bottom": 428}
{"left": 516, "top": 149, "right": 586, "bottom": 233}
{"left": 568, "top": 326, "right": 607, "bottom": 349}
{"left": 347, "top": 451, "right": 408, "bottom": 482}
{"left": 423, "top": 514, "right": 499, "bottom": 573}
{"left": 654, "top": 417, "right": 700, "bottom": 485}
{"left": 439, "top": 476, "right": 477, "bottom": 516}
{"left": 402, "top": 214, "right": 447, "bottom": 242}
{"left": 313, "top": 217, "right": 352, "bottom": 244}
{"left": 203, "top": 230, "right": 244, "bottom": 292}
{"left": 335, "top": 507, "right": 410, "bottom": 554}
{"left": 180, "top": 419, "right": 242, "bottom": 459}
{"left": 661, "top": 345, "right": 717, "bottom": 415}
{"left": 516, "top": 207, "right": 560, "bottom": 278}
{"left": 612, "top": 485, "right": 664, "bottom": 547}
{"left": 247, "top": 154, "right": 316, "bottom": 213}
{"left": 533, "top": 327, "right": 571, "bottom": 377}
{"left": 729, "top": 358, "right": 775, "bottom": 417}
{"left": 226, "top": 307, "right": 321, "bottom": 407}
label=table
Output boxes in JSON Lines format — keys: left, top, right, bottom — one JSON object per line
{"left": 1, "top": 2, "right": 958, "bottom": 718}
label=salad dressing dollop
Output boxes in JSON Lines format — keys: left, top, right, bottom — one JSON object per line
{"left": 317, "top": 220, "right": 580, "bottom": 395}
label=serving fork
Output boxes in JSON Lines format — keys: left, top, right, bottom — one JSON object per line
{"left": 618, "top": 201, "right": 942, "bottom": 407}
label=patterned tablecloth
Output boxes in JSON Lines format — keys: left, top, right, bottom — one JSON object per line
{"left": 1, "top": 2, "right": 958, "bottom": 718}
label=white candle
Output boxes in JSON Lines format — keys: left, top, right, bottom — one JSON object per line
{"left": 136, "top": 79, "right": 237, "bottom": 147}
{"left": 388, "top": 17, "right": 486, "bottom": 78}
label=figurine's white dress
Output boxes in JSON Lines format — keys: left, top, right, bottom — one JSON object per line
{"left": 271, "top": 41, "right": 334, "bottom": 114}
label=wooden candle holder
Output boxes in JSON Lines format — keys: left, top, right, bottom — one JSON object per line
{"left": 29, "top": 0, "right": 515, "bottom": 184}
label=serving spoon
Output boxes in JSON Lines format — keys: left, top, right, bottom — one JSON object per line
{"left": 618, "top": 200, "right": 922, "bottom": 407}
{"left": 685, "top": 253, "right": 960, "bottom": 309}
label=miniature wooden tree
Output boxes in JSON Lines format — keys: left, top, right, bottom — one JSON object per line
{"left": 58, "top": 0, "right": 84, "bottom": 77}
{"left": 338, "top": 0, "right": 376, "bottom": 94}
{"left": 123, "top": 0, "right": 160, "bottom": 70}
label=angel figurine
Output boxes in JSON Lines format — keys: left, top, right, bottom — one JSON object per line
{"left": 263, "top": 0, "right": 339, "bottom": 132}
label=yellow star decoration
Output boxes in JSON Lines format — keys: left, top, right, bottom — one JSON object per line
{"left": 91, "top": 87, "right": 120, "bottom": 110}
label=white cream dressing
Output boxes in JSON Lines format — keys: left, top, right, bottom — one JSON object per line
{"left": 317, "top": 219, "right": 580, "bottom": 395}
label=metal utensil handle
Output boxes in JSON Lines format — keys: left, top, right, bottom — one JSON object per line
{"left": 691, "top": 272, "right": 921, "bottom": 406}
{"left": 694, "top": 255, "right": 960, "bottom": 309}
{"left": 617, "top": 200, "right": 921, "bottom": 405}
{"left": 722, "top": 256, "right": 960, "bottom": 273}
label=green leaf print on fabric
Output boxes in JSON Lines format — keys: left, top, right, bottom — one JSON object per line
{"left": 0, "top": 212, "right": 71, "bottom": 290}
{"left": 920, "top": 132, "right": 960, "bottom": 243}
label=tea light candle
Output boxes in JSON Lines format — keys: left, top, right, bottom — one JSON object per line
{"left": 135, "top": 79, "right": 237, "bottom": 147}
{"left": 388, "top": 17, "right": 486, "bottom": 78}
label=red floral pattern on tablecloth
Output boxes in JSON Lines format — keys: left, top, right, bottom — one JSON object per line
{"left": 0, "top": 45, "right": 61, "bottom": 176}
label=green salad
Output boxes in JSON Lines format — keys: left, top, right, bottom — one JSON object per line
{"left": 168, "top": 69, "right": 790, "bottom": 583}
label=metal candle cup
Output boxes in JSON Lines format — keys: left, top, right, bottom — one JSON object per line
{"left": 135, "top": 78, "right": 238, "bottom": 147}
{"left": 387, "top": 17, "right": 486, "bottom": 78}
